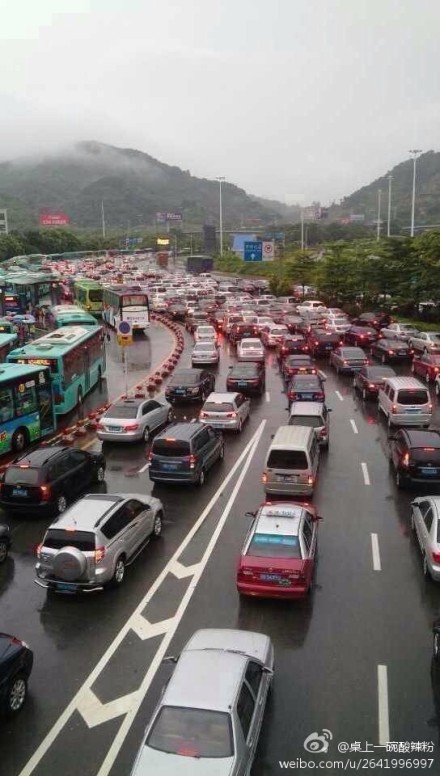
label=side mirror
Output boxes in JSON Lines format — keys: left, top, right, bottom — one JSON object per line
{"left": 162, "top": 655, "right": 178, "bottom": 664}
{"left": 389, "top": 436, "right": 398, "bottom": 442}
{"left": 262, "top": 666, "right": 274, "bottom": 676}
{"left": 327, "top": 408, "right": 333, "bottom": 412}
{"left": 315, "top": 515, "right": 324, "bottom": 521}
{"left": 245, "top": 510, "right": 256, "bottom": 518}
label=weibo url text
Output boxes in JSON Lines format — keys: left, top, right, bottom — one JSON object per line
{"left": 279, "top": 759, "right": 435, "bottom": 770}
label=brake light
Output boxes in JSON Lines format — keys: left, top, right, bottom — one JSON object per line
{"left": 148, "top": 451, "right": 153, "bottom": 462}
{"left": 319, "top": 428, "right": 327, "bottom": 437}
{"left": 189, "top": 454, "right": 196, "bottom": 469}
{"left": 311, "top": 369, "right": 317, "bottom": 374}
{"left": 96, "top": 423, "right": 104, "bottom": 430}
{"left": 94, "top": 546, "right": 106, "bottom": 563}
{"left": 40, "top": 485, "right": 50, "bottom": 501}
{"left": 239, "top": 568, "right": 254, "bottom": 577}
{"left": 343, "top": 360, "right": 348, "bottom": 365}
{"left": 36, "top": 543, "right": 42, "bottom": 559}
{"left": 307, "top": 475, "right": 314, "bottom": 485}
{"left": 388, "top": 350, "right": 394, "bottom": 355}
{"left": 262, "top": 471, "right": 267, "bottom": 483}
{"left": 200, "top": 411, "right": 207, "bottom": 418}
{"left": 432, "top": 552, "right": 440, "bottom": 564}
{"left": 429, "top": 403, "right": 433, "bottom": 412}
{"left": 368, "top": 383, "right": 376, "bottom": 389}
{"left": 125, "top": 424, "right": 139, "bottom": 432}
{"left": 226, "top": 412, "right": 237, "bottom": 417}
{"left": 392, "top": 404, "right": 397, "bottom": 413}
{"left": 402, "top": 453, "right": 409, "bottom": 467}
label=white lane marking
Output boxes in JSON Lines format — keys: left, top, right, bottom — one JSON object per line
{"left": 371, "top": 533, "right": 381, "bottom": 571}
{"left": 350, "top": 419, "right": 358, "bottom": 434}
{"left": 265, "top": 391, "right": 270, "bottom": 402}
{"left": 137, "top": 461, "right": 150, "bottom": 473}
{"left": 335, "top": 390, "right": 344, "bottom": 401}
{"left": 377, "top": 665, "right": 390, "bottom": 745}
{"left": 19, "top": 421, "right": 266, "bottom": 776}
{"left": 97, "top": 421, "right": 266, "bottom": 776}
{"left": 361, "top": 462, "right": 371, "bottom": 485}
{"left": 77, "top": 689, "right": 137, "bottom": 729}
{"left": 319, "top": 370, "right": 327, "bottom": 379}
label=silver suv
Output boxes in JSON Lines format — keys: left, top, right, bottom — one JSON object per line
{"left": 35, "top": 493, "right": 164, "bottom": 593}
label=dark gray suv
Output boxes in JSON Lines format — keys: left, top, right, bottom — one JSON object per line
{"left": 148, "top": 422, "right": 224, "bottom": 486}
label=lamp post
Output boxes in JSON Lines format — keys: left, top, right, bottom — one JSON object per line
{"left": 376, "top": 188, "right": 382, "bottom": 241}
{"left": 387, "top": 176, "right": 393, "bottom": 237}
{"left": 300, "top": 210, "right": 305, "bottom": 251}
{"left": 409, "top": 149, "right": 422, "bottom": 237}
{"left": 216, "top": 177, "right": 225, "bottom": 256}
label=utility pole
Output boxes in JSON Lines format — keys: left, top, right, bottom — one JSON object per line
{"left": 409, "top": 149, "right": 422, "bottom": 237}
{"left": 376, "top": 188, "right": 382, "bottom": 241}
{"left": 216, "top": 177, "right": 225, "bottom": 255}
{"left": 300, "top": 210, "right": 305, "bottom": 250}
{"left": 387, "top": 176, "right": 393, "bottom": 237}
{"left": 101, "top": 201, "right": 106, "bottom": 239}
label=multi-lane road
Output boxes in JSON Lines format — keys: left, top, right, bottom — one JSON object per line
{"left": 2, "top": 318, "right": 440, "bottom": 775}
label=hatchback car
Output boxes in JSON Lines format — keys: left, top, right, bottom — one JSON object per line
{"left": 330, "top": 346, "right": 368, "bottom": 374}
{"left": 194, "top": 324, "right": 217, "bottom": 344}
{"left": 288, "top": 402, "right": 331, "bottom": 447}
{"left": 261, "top": 324, "right": 289, "bottom": 348}
{"left": 411, "top": 496, "right": 440, "bottom": 580}
{"left": 229, "top": 322, "right": 257, "bottom": 345}
{"left": 281, "top": 355, "right": 317, "bottom": 382}
{"left": 276, "top": 335, "right": 309, "bottom": 360}
{"left": 130, "top": 628, "right": 274, "bottom": 776}
{"left": 389, "top": 429, "right": 440, "bottom": 490}
{"left": 370, "top": 338, "right": 412, "bottom": 363}
{"left": 353, "top": 364, "right": 396, "bottom": 400}
{"left": 308, "top": 328, "right": 341, "bottom": 356}
{"left": 148, "top": 422, "right": 224, "bottom": 486}
{"left": 411, "top": 352, "right": 440, "bottom": 383}
{"left": 237, "top": 338, "right": 265, "bottom": 362}
{"left": 35, "top": 492, "right": 164, "bottom": 592}
{"left": 165, "top": 369, "right": 215, "bottom": 403}
{"left": 381, "top": 322, "right": 420, "bottom": 341}
{"left": 200, "top": 392, "right": 250, "bottom": 433}
{"left": 287, "top": 374, "right": 325, "bottom": 405}
{"left": 226, "top": 362, "right": 265, "bottom": 396}
{"left": 0, "top": 446, "right": 106, "bottom": 515}
{"left": 324, "top": 315, "right": 351, "bottom": 334}
{"left": 344, "top": 325, "right": 378, "bottom": 346}
{"left": 97, "top": 398, "right": 172, "bottom": 443}
{"left": 236, "top": 502, "right": 320, "bottom": 598}
{"left": 191, "top": 341, "right": 219, "bottom": 367}
{"left": 409, "top": 331, "right": 440, "bottom": 354}
{"left": 0, "top": 633, "right": 33, "bottom": 716}
{"left": 0, "top": 523, "right": 11, "bottom": 564}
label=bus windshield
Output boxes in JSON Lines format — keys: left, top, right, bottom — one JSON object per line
{"left": 122, "top": 294, "right": 147, "bottom": 307}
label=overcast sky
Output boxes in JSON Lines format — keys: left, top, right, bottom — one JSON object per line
{"left": 1, "top": 0, "right": 439, "bottom": 204}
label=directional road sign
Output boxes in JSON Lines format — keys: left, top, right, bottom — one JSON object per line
{"left": 117, "top": 319, "right": 133, "bottom": 346}
{"left": 244, "top": 241, "right": 263, "bottom": 261}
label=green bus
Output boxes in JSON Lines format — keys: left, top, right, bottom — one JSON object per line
{"left": 73, "top": 280, "right": 103, "bottom": 316}
{"left": 48, "top": 304, "right": 99, "bottom": 329}
{"left": 0, "top": 363, "right": 55, "bottom": 453}
{"left": 7, "top": 325, "right": 106, "bottom": 414}
{"left": 0, "top": 333, "right": 18, "bottom": 362}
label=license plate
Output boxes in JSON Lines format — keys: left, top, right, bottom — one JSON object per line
{"left": 161, "top": 463, "right": 178, "bottom": 471}
{"left": 238, "top": 381, "right": 247, "bottom": 386}
{"left": 55, "top": 582, "right": 75, "bottom": 592}
{"left": 325, "top": 344, "right": 332, "bottom": 349}
{"left": 276, "top": 474, "right": 297, "bottom": 482}
{"left": 260, "top": 573, "right": 282, "bottom": 582}
{"left": 12, "top": 487, "right": 28, "bottom": 497}
{"left": 406, "top": 408, "right": 420, "bottom": 413}
{"left": 299, "top": 393, "right": 313, "bottom": 399}
{"left": 107, "top": 426, "right": 121, "bottom": 432}
{"left": 174, "top": 389, "right": 185, "bottom": 394}
{"left": 421, "top": 468, "right": 439, "bottom": 475}
{"left": 398, "top": 351, "right": 407, "bottom": 355}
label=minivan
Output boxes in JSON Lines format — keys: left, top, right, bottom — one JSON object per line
{"left": 378, "top": 376, "right": 432, "bottom": 428}
{"left": 262, "top": 426, "right": 320, "bottom": 496}
{"left": 148, "top": 422, "right": 224, "bottom": 486}
{"left": 288, "top": 402, "right": 331, "bottom": 447}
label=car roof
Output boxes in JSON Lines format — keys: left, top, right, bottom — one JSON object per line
{"left": 47, "top": 494, "right": 124, "bottom": 531}
{"left": 289, "top": 402, "right": 325, "bottom": 416}
{"left": 12, "top": 445, "right": 70, "bottom": 467}
{"left": 205, "top": 392, "right": 239, "bottom": 402}
{"left": 161, "top": 650, "right": 245, "bottom": 711}
{"left": 156, "top": 422, "right": 205, "bottom": 440}
{"left": 271, "top": 425, "right": 313, "bottom": 448}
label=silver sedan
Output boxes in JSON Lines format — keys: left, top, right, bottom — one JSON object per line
{"left": 411, "top": 496, "right": 440, "bottom": 580}
{"left": 191, "top": 340, "right": 220, "bottom": 366}
{"left": 97, "top": 397, "right": 172, "bottom": 443}
{"left": 200, "top": 391, "right": 251, "bottom": 432}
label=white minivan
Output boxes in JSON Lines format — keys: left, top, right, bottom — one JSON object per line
{"left": 378, "top": 376, "right": 432, "bottom": 428}
{"left": 262, "top": 426, "right": 320, "bottom": 496}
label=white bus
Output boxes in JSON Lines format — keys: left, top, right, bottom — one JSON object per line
{"left": 102, "top": 285, "right": 150, "bottom": 331}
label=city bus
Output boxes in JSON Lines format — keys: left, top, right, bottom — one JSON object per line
{"left": 102, "top": 285, "right": 149, "bottom": 330}
{"left": 0, "top": 363, "right": 55, "bottom": 453}
{"left": 48, "top": 305, "right": 99, "bottom": 329}
{"left": 0, "top": 319, "right": 16, "bottom": 334}
{"left": 7, "top": 326, "right": 106, "bottom": 414}
{"left": 73, "top": 279, "right": 103, "bottom": 316}
{"left": 0, "top": 333, "right": 18, "bottom": 362}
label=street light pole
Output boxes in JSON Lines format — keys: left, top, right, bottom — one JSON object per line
{"left": 300, "top": 210, "right": 304, "bottom": 250}
{"left": 376, "top": 188, "right": 382, "bottom": 241}
{"left": 387, "top": 176, "right": 393, "bottom": 237}
{"left": 216, "top": 177, "right": 225, "bottom": 256}
{"left": 409, "top": 149, "right": 422, "bottom": 237}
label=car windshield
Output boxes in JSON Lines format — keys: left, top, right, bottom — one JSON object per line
{"left": 289, "top": 416, "right": 321, "bottom": 428}
{"left": 230, "top": 366, "right": 258, "bottom": 375}
{"left": 397, "top": 390, "right": 429, "bottom": 405}
{"left": 342, "top": 349, "right": 365, "bottom": 358}
{"left": 248, "top": 532, "right": 302, "bottom": 559}
{"left": 89, "top": 289, "right": 103, "bottom": 302}
{"left": 203, "top": 402, "right": 234, "bottom": 412}
{"left": 411, "top": 448, "right": 440, "bottom": 463}
{"left": 147, "top": 706, "right": 233, "bottom": 758}
{"left": 43, "top": 529, "right": 96, "bottom": 552}
{"left": 152, "top": 440, "right": 191, "bottom": 457}
{"left": 267, "top": 450, "right": 308, "bottom": 469}
{"left": 5, "top": 466, "right": 39, "bottom": 485}
{"left": 170, "top": 373, "right": 198, "bottom": 386}
{"left": 367, "top": 367, "right": 395, "bottom": 378}
{"left": 105, "top": 405, "right": 138, "bottom": 419}
{"left": 241, "top": 341, "right": 260, "bottom": 348}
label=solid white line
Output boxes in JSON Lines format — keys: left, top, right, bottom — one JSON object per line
{"left": 265, "top": 391, "right": 270, "bottom": 402}
{"left": 371, "top": 533, "right": 381, "bottom": 571}
{"left": 350, "top": 419, "right": 358, "bottom": 434}
{"left": 138, "top": 461, "right": 150, "bottom": 473}
{"left": 19, "top": 421, "right": 266, "bottom": 776}
{"left": 361, "top": 462, "right": 370, "bottom": 485}
{"left": 319, "top": 370, "right": 327, "bottom": 379}
{"left": 335, "top": 390, "right": 344, "bottom": 401}
{"left": 377, "top": 665, "right": 390, "bottom": 745}
{"left": 97, "top": 421, "right": 266, "bottom": 776}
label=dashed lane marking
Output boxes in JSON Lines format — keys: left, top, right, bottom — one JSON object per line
{"left": 335, "top": 390, "right": 344, "bottom": 401}
{"left": 137, "top": 461, "right": 150, "bottom": 474}
{"left": 378, "top": 665, "right": 390, "bottom": 745}
{"left": 265, "top": 391, "right": 270, "bottom": 402}
{"left": 361, "top": 462, "right": 371, "bottom": 485}
{"left": 350, "top": 419, "right": 359, "bottom": 434}
{"left": 371, "top": 533, "right": 381, "bottom": 571}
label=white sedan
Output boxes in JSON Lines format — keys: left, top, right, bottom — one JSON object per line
{"left": 237, "top": 338, "right": 265, "bottom": 362}
{"left": 191, "top": 341, "right": 219, "bottom": 366}
{"left": 194, "top": 324, "right": 217, "bottom": 343}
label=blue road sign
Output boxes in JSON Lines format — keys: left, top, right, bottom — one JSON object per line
{"left": 118, "top": 320, "right": 132, "bottom": 335}
{"left": 244, "top": 241, "right": 263, "bottom": 261}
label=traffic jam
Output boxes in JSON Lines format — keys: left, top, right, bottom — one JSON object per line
{"left": 1, "top": 255, "right": 440, "bottom": 774}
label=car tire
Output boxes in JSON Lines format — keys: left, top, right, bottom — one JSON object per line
{"left": 143, "top": 426, "right": 150, "bottom": 443}
{"left": 237, "top": 418, "right": 243, "bottom": 433}
{"left": 152, "top": 511, "right": 163, "bottom": 539}
{"left": 167, "top": 409, "right": 173, "bottom": 423}
{"left": 434, "top": 632, "right": 440, "bottom": 662}
{"left": 219, "top": 443, "right": 225, "bottom": 460}
{"left": 3, "top": 673, "right": 27, "bottom": 716}
{"left": 335, "top": 364, "right": 339, "bottom": 375}
{"left": 110, "top": 556, "right": 126, "bottom": 587}
{"left": 95, "top": 465, "right": 105, "bottom": 483}
{"left": 11, "top": 427, "right": 28, "bottom": 453}
{"left": 198, "top": 469, "right": 205, "bottom": 487}
{"left": 362, "top": 388, "right": 367, "bottom": 401}
{"left": 0, "top": 540, "right": 9, "bottom": 563}
{"left": 77, "top": 387, "right": 83, "bottom": 405}
{"left": 411, "top": 362, "right": 415, "bottom": 373}
{"left": 56, "top": 494, "right": 68, "bottom": 514}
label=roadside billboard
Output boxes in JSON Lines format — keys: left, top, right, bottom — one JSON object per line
{"left": 39, "top": 211, "right": 70, "bottom": 226}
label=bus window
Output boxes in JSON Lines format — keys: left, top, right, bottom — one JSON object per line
{"left": 0, "top": 387, "right": 13, "bottom": 422}
{"left": 14, "top": 383, "right": 37, "bottom": 417}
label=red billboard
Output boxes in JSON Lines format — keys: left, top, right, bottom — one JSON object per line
{"left": 39, "top": 211, "right": 70, "bottom": 226}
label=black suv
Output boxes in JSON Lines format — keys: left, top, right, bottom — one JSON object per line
{"left": 308, "top": 328, "right": 341, "bottom": 356}
{"left": 148, "top": 422, "right": 224, "bottom": 486}
{"left": 389, "top": 429, "right": 440, "bottom": 489}
{"left": 229, "top": 322, "right": 257, "bottom": 346}
{"left": 226, "top": 362, "right": 265, "bottom": 396}
{"left": 165, "top": 368, "right": 215, "bottom": 403}
{"left": 0, "top": 446, "right": 106, "bottom": 515}
{"left": 0, "top": 633, "right": 33, "bottom": 716}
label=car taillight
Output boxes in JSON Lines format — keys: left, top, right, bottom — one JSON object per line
{"left": 189, "top": 387, "right": 199, "bottom": 394}
{"left": 429, "top": 403, "right": 433, "bottom": 412}
{"left": 189, "top": 454, "right": 196, "bottom": 469}
{"left": 402, "top": 453, "right": 409, "bottom": 467}
{"left": 262, "top": 471, "right": 267, "bottom": 483}
{"left": 432, "top": 552, "right": 440, "bottom": 564}
{"left": 343, "top": 359, "right": 348, "bottom": 365}
{"left": 96, "top": 422, "right": 104, "bottom": 430}
{"left": 307, "top": 475, "right": 314, "bottom": 485}
{"left": 226, "top": 412, "right": 237, "bottom": 417}
{"left": 392, "top": 404, "right": 397, "bottom": 413}
{"left": 200, "top": 411, "right": 207, "bottom": 418}
{"left": 388, "top": 350, "right": 394, "bottom": 355}
{"left": 319, "top": 428, "right": 327, "bottom": 437}
{"left": 40, "top": 485, "right": 50, "bottom": 501}
{"left": 125, "top": 424, "right": 139, "bottom": 431}
{"left": 368, "top": 383, "right": 375, "bottom": 389}
{"left": 239, "top": 567, "right": 254, "bottom": 577}
{"left": 36, "top": 543, "right": 42, "bottom": 558}
{"left": 147, "top": 451, "right": 153, "bottom": 462}
{"left": 94, "top": 546, "right": 106, "bottom": 563}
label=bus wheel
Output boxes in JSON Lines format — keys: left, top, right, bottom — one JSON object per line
{"left": 97, "top": 367, "right": 102, "bottom": 388}
{"left": 11, "top": 428, "right": 28, "bottom": 453}
{"left": 77, "top": 388, "right": 83, "bottom": 406}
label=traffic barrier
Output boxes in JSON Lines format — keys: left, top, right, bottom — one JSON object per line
{"left": 134, "top": 392, "right": 146, "bottom": 398}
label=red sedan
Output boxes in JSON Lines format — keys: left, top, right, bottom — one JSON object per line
{"left": 236, "top": 502, "right": 321, "bottom": 599}
{"left": 411, "top": 352, "right": 440, "bottom": 383}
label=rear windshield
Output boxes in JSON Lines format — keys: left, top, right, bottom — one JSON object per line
{"left": 410, "top": 448, "right": 440, "bottom": 463}
{"left": 203, "top": 402, "right": 234, "bottom": 412}
{"left": 5, "top": 467, "right": 40, "bottom": 485}
{"left": 241, "top": 341, "right": 259, "bottom": 348}
{"left": 248, "top": 533, "right": 302, "bottom": 559}
{"left": 397, "top": 390, "right": 429, "bottom": 405}
{"left": 289, "top": 416, "right": 321, "bottom": 428}
{"left": 230, "top": 365, "right": 258, "bottom": 375}
{"left": 147, "top": 706, "right": 233, "bottom": 758}
{"left": 170, "top": 373, "right": 198, "bottom": 386}
{"left": 152, "top": 440, "right": 191, "bottom": 457}
{"left": 43, "top": 529, "right": 96, "bottom": 552}
{"left": 267, "top": 450, "right": 308, "bottom": 469}
{"left": 104, "top": 405, "right": 138, "bottom": 419}
{"left": 194, "top": 343, "right": 214, "bottom": 351}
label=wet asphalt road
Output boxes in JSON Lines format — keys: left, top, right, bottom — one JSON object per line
{"left": 2, "top": 327, "right": 440, "bottom": 776}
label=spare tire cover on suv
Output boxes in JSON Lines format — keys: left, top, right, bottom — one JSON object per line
{"left": 53, "top": 547, "right": 87, "bottom": 581}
